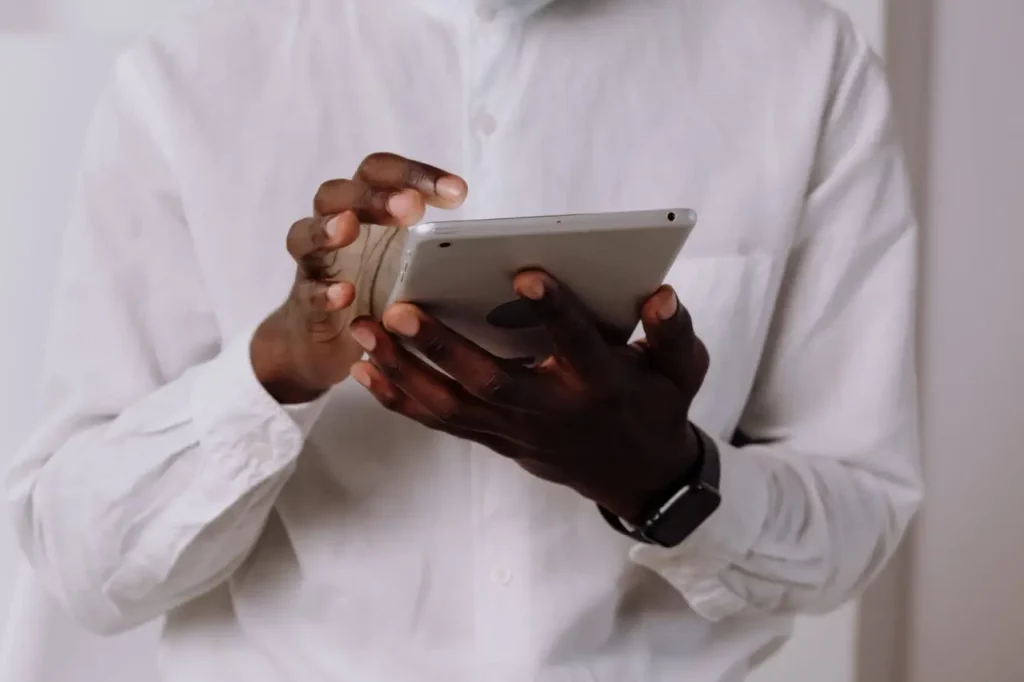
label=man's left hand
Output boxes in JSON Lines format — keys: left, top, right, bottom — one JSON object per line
{"left": 347, "top": 270, "right": 709, "bottom": 525}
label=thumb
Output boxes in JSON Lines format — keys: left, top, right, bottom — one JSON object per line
{"left": 640, "top": 286, "right": 709, "bottom": 395}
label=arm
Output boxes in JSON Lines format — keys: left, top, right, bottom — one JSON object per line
{"left": 631, "top": 29, "right": 923, "bottom": 620}
{"left": 5, "top": 51, "right": 320, "bottom": 635}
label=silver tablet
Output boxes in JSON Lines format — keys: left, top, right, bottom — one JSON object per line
{"left": 388, "top": 209, "right": 697, "bottom": 360}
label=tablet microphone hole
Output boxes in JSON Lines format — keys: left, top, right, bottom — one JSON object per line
{"left": 667, "top": 212, "right": 677, "bottom": 222}
{"left": 438, "top": 242, "right": 452, "bottom": 249}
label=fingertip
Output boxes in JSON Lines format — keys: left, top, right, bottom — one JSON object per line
{"left": 326, "top": 211, "right": 361, "bottom": 247}
{"left": 643, "top": 286, "right": 678, "bottom": 323}
{"left": 435, "top": 175, "right": 468, "bottom": 207}
{"left": 326, "top": 281, "right": 356, "bottom": 310}
{"left": 513, "top": 270, "right": 554, "bottom": 301}
{"left": 387, "top": 189, "right": 427, "bottom": 226}
{"left": 349, "top": 362, "right": 374, "bottom": 388}
{"left": 350, "top": 323, "right": 378, "bottom": 352}
{"left": 382, "top": 302, "right": 423, "bottom": 337}
{"left": 351, "top": 359, "right": 400, "bottom": 404}
{"left": 348, "top": 314, "right": 381, "bottom": 336}
{"left": 382, "top": 301, "right": 423, "bottom": 318}
{"left": 657, "top": 289, "right": 680, "bottom": 321}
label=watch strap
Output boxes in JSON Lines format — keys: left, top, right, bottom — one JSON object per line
{"left": 599, "top": 423, "right": 720, "bottom": 545}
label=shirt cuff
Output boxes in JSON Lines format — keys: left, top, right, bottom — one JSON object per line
{"left": 282, "top": 400, "right": 329, "bottom": 438}
{"left": 106, "top": 328, "right": 326, "bottom": 599}
{"left": 629, "top": 437, "right": 771, "bottom": 621}
{"left": 189, "top": 327, "right": 325, "bottom": 486}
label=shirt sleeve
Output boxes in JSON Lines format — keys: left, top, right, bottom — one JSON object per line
{"left": 5, "top": 47, "right": 324, "bottom": 636}
{"left": 631, "top": 27, "right": 924, "bottom": 621}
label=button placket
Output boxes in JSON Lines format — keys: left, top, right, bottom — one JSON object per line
{"left": 470, "top": 449, "right": 532, "bottom": 675}
{"left": 461, "top": 14, "right": 510, "bottom": 216}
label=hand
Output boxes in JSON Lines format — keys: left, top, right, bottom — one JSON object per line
{"left": 347, "top": 271, "right": 710, "bottom": 524}
{"left": 251, "top": 153, "right": 467, "bottom": 404}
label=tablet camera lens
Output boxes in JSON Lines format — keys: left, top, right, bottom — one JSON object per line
{"left": 439, "top": 242, "right": 452, "bottom": 249}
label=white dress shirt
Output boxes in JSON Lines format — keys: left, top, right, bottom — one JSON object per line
{"left": 6, "top": 0, "right": 923, "bottom": 680}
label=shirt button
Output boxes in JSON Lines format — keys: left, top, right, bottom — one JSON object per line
{"left": 490, "top": 567, "right": 513, "bottom": 586}
{"left": 473, "top": 110, "right": 498, "bottom": 137}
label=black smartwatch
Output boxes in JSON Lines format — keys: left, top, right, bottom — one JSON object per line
{"left": 600, "top": 424, "right": 722, "bottom": 548}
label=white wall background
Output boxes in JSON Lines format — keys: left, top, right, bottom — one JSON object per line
{"left": 903, "top": 1, "right": 1024, "bottom": 680}
{"left": 0, "top": 1, "right": 887, "bottom": 681}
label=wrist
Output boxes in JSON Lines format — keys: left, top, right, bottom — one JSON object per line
{"left": 606, "top": 424, "right": 703, "bottom": 526}
{"left": 251, "top": 316, "right": 327, "bottom": 405}
{"left": 601, "top": 425, "right": 722, "bottom": 548}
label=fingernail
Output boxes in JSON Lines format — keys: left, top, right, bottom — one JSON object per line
{"left": 658, "top": 290, "right": 679, "bottom": 320}
{"left": 325, "top": 216, "right": 340, "bottom": 240}
{"left": 327, "top": 283, "right": 345, "bottom": 302}
{"left": 350, "top": 364, "right": 372, "bottom": 388}
{"left": 520, "top": 277, "right": 546, "bottom": 301}
{"left": 436, "top": 176, "right": 467, "bottom": 201}
{"left": 350, "top": 327, "right": 376, "bottom": 352}
{"left": 387, "top": 190, "right": 417, "bottom": 217}
{"left": 385, "top": 308, "right": 420, "bottom": 337}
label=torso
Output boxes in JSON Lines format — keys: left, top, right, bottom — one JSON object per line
{"left": 147, "top": 0, "right": 851, "bottom": 678}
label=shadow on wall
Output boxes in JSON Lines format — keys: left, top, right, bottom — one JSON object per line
{"left": 854, "top": 0, "right": 934, "bottom": 681}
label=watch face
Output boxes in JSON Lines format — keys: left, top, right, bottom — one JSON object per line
{"left": 647, "top": 484, "right": 722, "bottom": 548}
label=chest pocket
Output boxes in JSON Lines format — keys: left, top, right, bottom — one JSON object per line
{"left": 661, "top": 253, "right": 779, "bottom": 438}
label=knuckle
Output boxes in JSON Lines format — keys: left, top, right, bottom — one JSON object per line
{"left": 291, "top": 279, "right": 316, "bottom": 306}
{"left": 303, "top": 314, "right": 344, "bottom": 344}
{"left": 418, "top": 334, "right": 450, "bottom": 360}
{"left": 476, "top": 371, "right": 515, "bottom": 403}
{"left": 309, "top": 217, "right": 328, "bottom": 249}
{"left": 287, "top": 217, "right": 309, "bottom": 238}
{"left": 403, "top": 163, "right": 431, "bottom": 191}
{"left": 357, "top": 152, "right": 400, "bottom": 183}
{"left": 306, "top": 281, "right": 328, "bottom": 308}
{"left": 305, "top": 309, "right": 331, "bottom": 329}
{"left": 358, "top": 152, "right": 394, "bottom": 175}
{"left": 376, "top": 360, "right": 403, "bottom": 382}
{"left": 312, "top": 196, "right": 328, "bottom": 217}
{"left": 313, "top": 179, "right": 343, "bottom": 214}
{"left": 357, "top": 182, "right": 384, "bottom": 212}
{"left": 286, "top": 218, "right": 313, "bottom": 254}
{"left": 378, "top": 391, "right": 403, "bottom": 412}
{"left": 307, "top": 248, "right": 339, "bottom": 278}
{"left": 432, "top": 398, "right": 463, "bottom": 424}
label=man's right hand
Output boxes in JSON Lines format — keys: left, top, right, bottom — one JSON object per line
{"left": 251, "top": 153, "right": 467, "bottom": 404}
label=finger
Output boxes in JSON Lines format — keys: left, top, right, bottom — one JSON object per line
{"left": 349, "top": 361, "right": 526, "bottom": 455}
{"left": 349, "top": 360, "right": 411, "bottom": 414}
{"left": 292, "top": 279, "right": 357, "bottom": 341}
{"left": 381, "top": 303, "right": 550, "bottom": 410}
{"left": 513, "top": 270, "right": 617, "bottom": 387}
{"left": 640, "top": 286, "right": 709, "bottom": 393}
{"left": 348, "top": 318, "right": 505, "bottom": 432}
{"left": 354, "top": 152, "right": 468, "bottom": 210}
{"left": 286, "top": 211, "right": 362, "bottom": 271}
{"left": 295, "top": 278, "right": 356, "bottom": 312}
{"left": 313, "top": 178, "right": 426, "bottom": 227}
